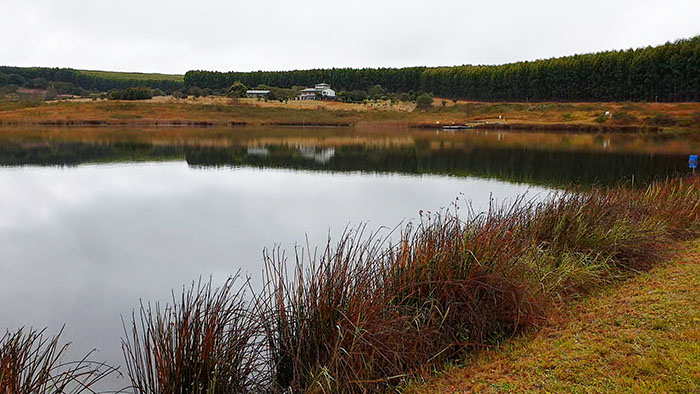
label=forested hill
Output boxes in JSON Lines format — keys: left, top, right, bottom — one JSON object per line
{"left": 185, "top": 36, "right": 700, "bottom": 102}
{"left": 0, "top": 67, "right": 184, "bottom": 93}
{"left": 185, "top": 67, "right": 428, "bottom": 95}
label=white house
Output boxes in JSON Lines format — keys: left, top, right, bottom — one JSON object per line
{"left": 297, "top": 83, "right": 336, "bottom": 100}
{"left": 246, "top": 90, "right": 270, "bottom": 98}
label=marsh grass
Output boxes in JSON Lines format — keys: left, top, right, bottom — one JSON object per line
{"left": 121, "top": 274, "right": 267, "bottom": 394}
{"left": 257, "top": 177, "right": 700, "bottom": 393}
{"left": 117, "top": 177, "right": 700, "bottom": 393}
{"left": 0, "top": 327, "right": 117, "bottom": 394}
{"left": 5, "top": 174, "right": 699, "bottom": 393}
{"left": 259, "top": 227, "right": 404, "bottom": 392}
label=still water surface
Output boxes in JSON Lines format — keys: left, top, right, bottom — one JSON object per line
{"left": 0, "top": 126, "right": 697, "bottom": 389}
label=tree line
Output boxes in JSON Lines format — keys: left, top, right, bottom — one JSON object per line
{"left": 184, "top": 67, "right": 427, "bottom": 96}
{"left": 185, "top": 36, "right": 700, "bottom": 102}
{"left": 423, "top": 36, "right": 700, "bottom": 102}
{"left": 0, "top": 66, "right": 183, "bottom": 94}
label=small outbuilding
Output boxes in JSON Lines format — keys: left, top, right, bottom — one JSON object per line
{"left": 246, "top": 90, "right": 270, "bottom": 98}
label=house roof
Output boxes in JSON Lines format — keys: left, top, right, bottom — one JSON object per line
{"left": 246, "top": 90, "right": 270, "bottom": 94}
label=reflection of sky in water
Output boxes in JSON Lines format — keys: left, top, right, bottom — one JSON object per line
{"left": 0, "top": 162, "right": 548, "bottom": 389}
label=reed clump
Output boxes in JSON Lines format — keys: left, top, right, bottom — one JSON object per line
{"left": 121, "top": 274, "right": 266, "bottom": 394}
{"left": 120, "top": 177, "right": 700, "bottom": 393}
{"left": 0, "top": 327, "right": 116, "bottom": 394}
{"left": 257, "top": 177, "right": 700, "bottom": 393}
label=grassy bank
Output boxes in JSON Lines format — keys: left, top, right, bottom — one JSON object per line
{"left": 3, "top": 177, "right": 700, "bottom": 393}
{"left": 410, "top": 239, "right": 700, "bottom": 393}
{"left": 1, "top": 98, "right": 699, "bottom": 132}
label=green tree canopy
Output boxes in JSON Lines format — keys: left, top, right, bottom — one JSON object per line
{"left": 185, "top": 36, "right": 700, "bottom": 102}
{"left": 227, "top": 81, "right": 248, "bottom": 98}
{"left": 415, "top": 93, "right": 434, "bottom": 109}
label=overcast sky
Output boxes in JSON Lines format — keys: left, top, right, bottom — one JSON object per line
{"left": 1, "top": 0, "right": 698, "bottom": 74}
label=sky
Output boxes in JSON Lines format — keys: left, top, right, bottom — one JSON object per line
{"left": 1, "top": 0, "right": 699, "bottom": 74}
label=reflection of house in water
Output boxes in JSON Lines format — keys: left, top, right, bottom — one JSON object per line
{"left": 247, "top": 145, "right": 334, "bottom": 163}
{"left": 299, "top": 146, "right": 335, "bottom": 163}
{"left": 247, "top": 147, "right": 270, "bottom": 156}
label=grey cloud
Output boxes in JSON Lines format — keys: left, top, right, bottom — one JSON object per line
{"left": 0, "top": 0, "right": 698, "bottom": 73}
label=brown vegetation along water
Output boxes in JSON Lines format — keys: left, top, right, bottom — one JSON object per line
{"left": 121, "top": 274, "right": 266, "bottom": 393}
{"left": 1, "top": 98, "right": 699, "bottom": 133}
{"left": 3, "top": 177, "right": 699, "bottom": 393}
{"left": 0, "top": 327, "right": 117, "bottom": 393}
{"left": 118, "top": 177, "right": 700, "bottom": 393}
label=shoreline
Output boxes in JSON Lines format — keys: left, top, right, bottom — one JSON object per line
{"left": 0, "top": 98, "right": 698, "bottom": 134}
{"left": 409, "top": 122, "right": 663, "bottom": 133}
{"left": 0, "top": 118, "right": 673, "bottom": 134}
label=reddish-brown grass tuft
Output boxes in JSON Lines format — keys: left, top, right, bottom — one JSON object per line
{"left": 118, "top": 177, "right": 700, "bottom": 393}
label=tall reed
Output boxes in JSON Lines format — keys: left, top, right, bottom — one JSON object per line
{"left": 259, "top": 177, "right": 700, "bottom": 393}
{"left": 121, "top": 274, "right": 266, "bottom": 394}
{"left": 119, "top": 177, "right": 700, "bottom": 393}
{"left": 0, "top": 327, "right": 117, "bottom": 394}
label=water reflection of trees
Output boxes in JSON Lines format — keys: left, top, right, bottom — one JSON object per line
{"left": 0, "top": 142, "right": 182, "bottom": 166}
{"left": 0, "top": 141, "right": 689, "bottom": 187}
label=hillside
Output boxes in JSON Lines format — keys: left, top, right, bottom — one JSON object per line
{"left": 0, "top": 66, "right": 184, "bottom": 93}
{"left": 76, "top": 70, "right": 183, "bottom": 82}
{"left": 186, "top": 36, "right": 700, "bottom": 102}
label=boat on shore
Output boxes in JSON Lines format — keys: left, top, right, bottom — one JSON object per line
{"left": 442, "top": 125, "right": 473, "bottom": 130}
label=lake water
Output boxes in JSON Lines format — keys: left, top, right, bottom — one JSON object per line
{"left": 0, "top": 126, "right": 697, "bottom": 390}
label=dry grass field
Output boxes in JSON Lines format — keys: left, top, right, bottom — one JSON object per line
{"left": 0, "top": 96, "right": 699, "bottom": 132}
{"left": 145, "top": 96, "right": 417, "bottom": 112}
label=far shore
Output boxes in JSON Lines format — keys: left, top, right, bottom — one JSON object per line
{"left": 1, "top": 97, "right": 698, "bottom": 134}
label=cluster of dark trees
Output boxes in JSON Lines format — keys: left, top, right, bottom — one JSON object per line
{"left": 0, "top": 68, "right": 86, "bottom": 97}
{"left": 185, "top": 36, "right": 700, "bottom": 102}
{"left": 0, "top": 66, "right": 183, "bottom": 95}
{"left": 422, "top": 36, "right": 700, "bottom": 102}
{"left": 337, "top": 85, "right": 399, "bottom": 102}
{"left": 108, "top": 86, "right": 154, "bottom": 100}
